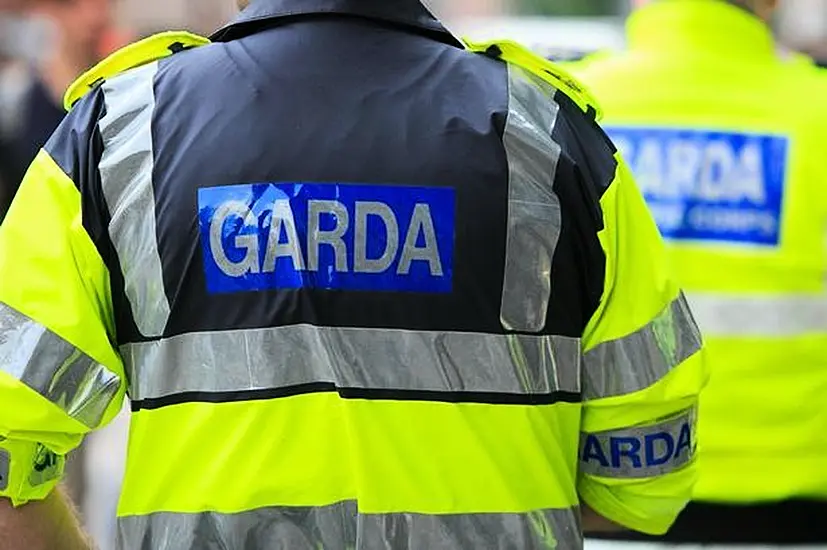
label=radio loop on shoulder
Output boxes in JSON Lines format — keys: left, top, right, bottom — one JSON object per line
{"left": 64, "top": 31, "right": 210, "bottom": 111}
{"left": 462, "top": 37, "right": 603, "bottom": 121}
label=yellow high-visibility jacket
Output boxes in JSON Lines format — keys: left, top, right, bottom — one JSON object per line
{"left": 0, "top": 1, "right": 706, "bottom": 548}
{"left": 570, "top": 0, "right": 827, "bottom": 504}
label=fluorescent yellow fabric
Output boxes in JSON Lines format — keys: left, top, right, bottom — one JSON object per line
{"left": 64, "top": 31, "right": 210, "bottom": 110}
{"left": 462, "top": 38, "right": 603, "bottom": 119}
{"left": 462, "top": 37, "right": 707, "bottom": 534}
{"left": 579, "top": 156, "right": 708, "bottom": 534}
{"left": 570, "top": 0, "right": 827, "bottom": 502}
{"left": 0, "top": 151, "right": 125, "bottom": 498}
{"left": 119, "top": 397, "right": 581, "bottom": 516}
{"left": 0, "top": 438, "right": 65, "bottom": 506}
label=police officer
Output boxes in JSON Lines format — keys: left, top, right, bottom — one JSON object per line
{"left": 569, "top": 0, "right": 827, "bottom": 547}
{"left": 0, "top": 1, "right": 706, "bottom": 549}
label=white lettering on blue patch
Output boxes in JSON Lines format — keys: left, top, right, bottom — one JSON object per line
{"left": 607, "top": 127, "right": 789, "bottom": 246}
{"left": 198, "top": 183, "right": 455, "bottom": 294}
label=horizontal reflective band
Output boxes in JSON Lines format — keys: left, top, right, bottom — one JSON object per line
{"left": 579, "top": 407, "right": 696, "bottom": 479}
{"left": 118, "top": 503, "right": 582, "bottom": 550}
{"left": 686, "top": 292, "right": 827, "bottom": 337}
{"left": 582, "top": 293, "right": 701, "bottom": 400}
{"left": 124, "top": 326, "right": 581, "bottom": 407}
{"left": 0, "top": 303, "right": 120, "bottom": 428}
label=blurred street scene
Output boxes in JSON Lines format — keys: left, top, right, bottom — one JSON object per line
{"left": 1, "top": 1, "right": 827, "bottom": 549}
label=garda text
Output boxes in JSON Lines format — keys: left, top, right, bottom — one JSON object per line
{"left": 608, "top": 127, "right": 788, "bottom": 246}
{"left": 198, "top": 182, "right": 455, "bottom": 294}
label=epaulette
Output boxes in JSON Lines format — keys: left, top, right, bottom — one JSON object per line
{"left": 64, "top": 31, "right": 210, "bottom": 111}
{"left": 462, "top": 38, "right": 603, "bottom": 121}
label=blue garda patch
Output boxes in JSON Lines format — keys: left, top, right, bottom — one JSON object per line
{"left": 607, "top": 127, "right": 789, "bottom": 246}
{"left": 198, "top": 182, "right": 455, "bottom": 294}
{"left": 581, "top": 422, "right": 692, "bottom": 471}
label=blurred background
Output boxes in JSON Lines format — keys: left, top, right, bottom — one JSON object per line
{"left": 1, "top": 0, "right": 827, "bottom": 549}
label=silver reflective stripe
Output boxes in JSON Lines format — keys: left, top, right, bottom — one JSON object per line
{"left": 579, "top": 407, "right": 696, "bottom": 479}
{"left": 500, "top": 65, "right": 563, "bottom": 333}
{"left": 0, "top": 449, "right": 8, "bottom": 491}
{"left": 686, "top": 292, "right": 827, "bottom": 338}
{"left": 117, "top": 504, "right": 582, "bottom": 550}
{"left": 99, "top": 61, "right": 170, "bottom": 338}
{"left": 0, "top": 303, "right": 120, "bottom": 428}
{"left": 123, "top": 326, "right": 581, "bottom": 401}
{"left": 582, "top": 293, "right": 702, "bottom": 400}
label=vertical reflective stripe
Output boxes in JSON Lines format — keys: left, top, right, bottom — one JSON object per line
{"left": 500, "top": 65, "right": 563, "bottom": 333}
{"left": 0, "top": 303, "right": 120, "bottom": 428}
{"left": 117, "top": 505, "right": 582, "bottom": 550}
{"left": 98, "top": 62, "right": 170, "bottom": 338}
{"left": 686, "top": 292, "right": 827, "bottom": 337}
{"left": 582, "top": 293, "right": 702, "bottom": 400}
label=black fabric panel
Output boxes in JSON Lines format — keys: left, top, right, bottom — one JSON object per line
{"left": 589, "top": 500, "right": 827, "bottom": 544}
{"left": 545, "top": 99, "right": 612, "bottom": 337}
{"left": 148, "top": 19, "right": 517, "bottom": 340}
{"left": 211, "top": 0, "right": 460, "bottom": 47}
{"left": 43, "top": 89, "right": 141, "bottom": 345}
{"left": 132, "top": 384, "right": 582, "bottom": 412}
{"left": 552, "top": 92, "right": 617, "bottom": 201}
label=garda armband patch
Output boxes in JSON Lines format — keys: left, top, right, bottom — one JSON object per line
{"left": 0, "top": 437, "right": 65, "bottom": 507}
{"left": 64, "top": 31, "right": 210, "bottom": 111}
{"left": 462, "top": 38, "right": 603, "bottom": 120}
{"left": 579, "top": 408, "right": 697, "bottom": 479}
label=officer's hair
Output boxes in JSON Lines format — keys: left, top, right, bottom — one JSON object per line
{"left": 653, "top": 0, "right": 759, "bottom": 14}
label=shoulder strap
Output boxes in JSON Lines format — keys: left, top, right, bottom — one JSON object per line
{"left": 462, "top": 38, "right": 603, "bottom": 120}
{"left": 64, "top": 31, "right": 210, "bottom": 111}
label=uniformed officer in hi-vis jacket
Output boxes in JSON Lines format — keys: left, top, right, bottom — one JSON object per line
{"left": 0, "top": 1, "right": 707, "bottom": 548}
{"left": 569, "top": 0, "right": 827, "bottom": 547}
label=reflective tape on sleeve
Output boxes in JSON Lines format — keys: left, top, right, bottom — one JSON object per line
{"left": 579, "top": 407, "right": 696, "bottom": 479}
{"left": 582, "top": 293, "right": 702, "bottom": 400}
{"left": 0, "top": 302, "right": 120, "bottom": 428}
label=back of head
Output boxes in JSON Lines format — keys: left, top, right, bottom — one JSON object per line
{"left": 30, "top": 0, "right": 112, "bottom": 63}
{"left": 634, "top": 0, "right": 778, "bottom": 22}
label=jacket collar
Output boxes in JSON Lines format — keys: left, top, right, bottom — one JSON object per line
{"left": 211, "top": 0, "right": 462, "bottom": 47}
{"left": 627, "top": 0, "right": 775, "bottom": 61}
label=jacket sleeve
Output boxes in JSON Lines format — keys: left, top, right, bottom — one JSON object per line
{"left": 578, "top": 154, "right": 708, "bottom": 534}
{"left": 0, "top": 90, "right": 125, "bottom": 493}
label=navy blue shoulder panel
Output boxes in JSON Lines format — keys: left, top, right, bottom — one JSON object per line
{"left": 547, "top": 96, "right": 613, "bottom": 336}
{"left": 147, "top": 19, "right": 513, "bottom": 340}
{"left": 44, "top": 88, "right": 108, "bottom": 246}
{"left": 43, "top": 88, "right": 142, "bottom": 343}
{"left": 553, "top": 92, "right": 617, "bottom": 203}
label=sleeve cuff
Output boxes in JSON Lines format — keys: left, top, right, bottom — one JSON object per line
{"left": 579, "top": 480, "right": 680, "bottom": 536}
